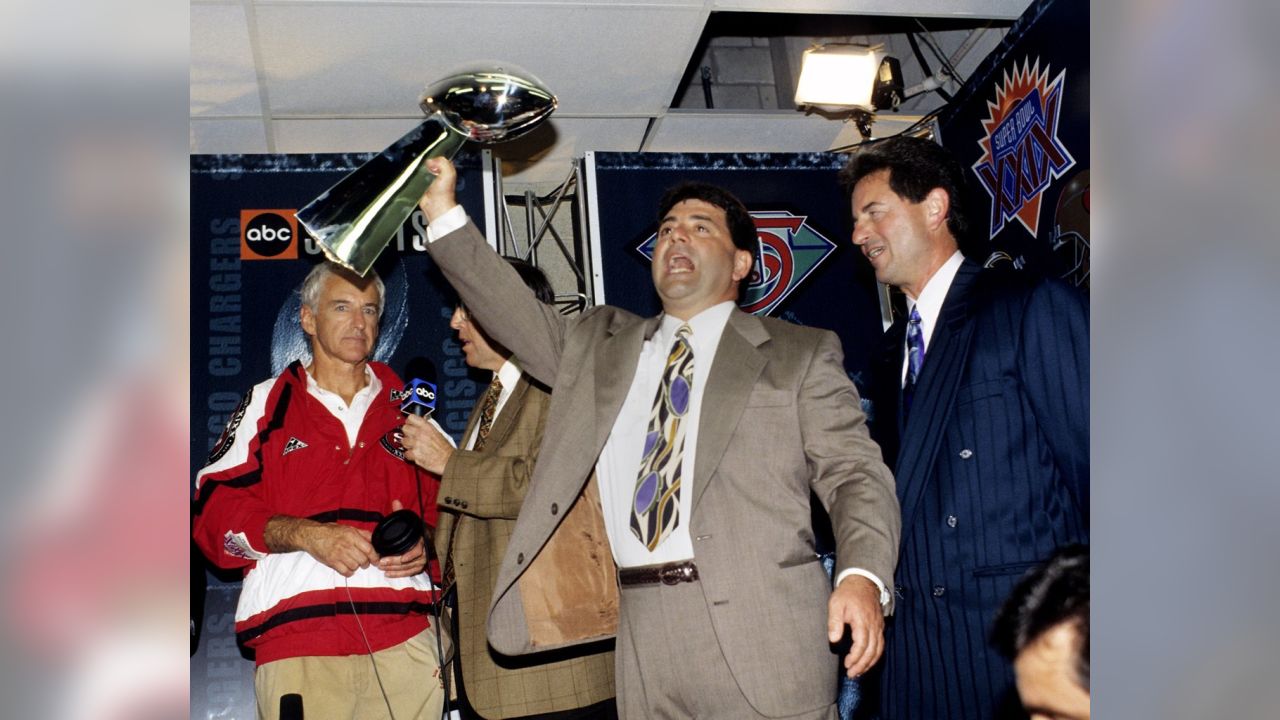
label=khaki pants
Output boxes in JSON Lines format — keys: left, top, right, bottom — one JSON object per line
{"left": 616, "top": 581, "right": 835, "bottom": 720}
{"left": 255, "top": 628, "right": 444, "bottom": 720}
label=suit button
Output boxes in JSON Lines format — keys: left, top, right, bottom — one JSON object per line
{"left": 946, "top": 515, "right": 957, "bottom": 528}
{"left": 444, "top": 496, "right": 453, "bottom": 504}
{"left": 460, "top": 500, "right": 468, "bottom": 509}
{"left": 959, "top": 449, "right": 973, "bottom": 459}
{"left": 550, "top": 503, "right": 559, "bottom": 515}
{"left": 932, "top": 585, "right": 946, "bottom": 597}
{"left": 516, "top": 552, "right": 525, "bottom": 564}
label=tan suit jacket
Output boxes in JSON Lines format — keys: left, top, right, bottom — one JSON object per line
{"left": 428, "top": 221, "right": 899, "bottom": 717}
{"left": 436, "top": 374, "right": 614, "bottom": 719}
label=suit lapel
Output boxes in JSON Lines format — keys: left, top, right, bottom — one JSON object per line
{"left": 894, "top": 260, "right": 981, "bottom": 538}
{"left": 594, "top": 314, "right": 660, "bottom": 452}
{"left": 692, "top": 310, "right": 768, "bottom": 512}
{"left": 877, "top": 319, "right": 906, "bottom": 460}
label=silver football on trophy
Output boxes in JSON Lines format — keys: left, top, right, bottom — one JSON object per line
{"left": 420, "top": 65, "right": 557, "bottom": 143}
{"left": 295, "top": 64, "right": 557, "bottom": 276}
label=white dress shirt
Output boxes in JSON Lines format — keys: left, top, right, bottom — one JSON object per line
{"left": 596, "top": 302, "right": 734, "bottom": 567}
{"left": 462, "top": 358, "right": 524, "bottom": 451}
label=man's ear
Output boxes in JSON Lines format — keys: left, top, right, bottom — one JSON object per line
{"left": 924, "top": 187, "right": 951, "bottom": 233}
{"left": 300, "top": 304, "right": 316, "bottom": 337}
{"left": 732, "top": 249, "right": 754, "bottom": 283}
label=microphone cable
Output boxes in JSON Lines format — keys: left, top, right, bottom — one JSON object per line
{"left": 338, "top": 468, "right": 449, "bottom": 720}
{"left": 344, "top": 577, "right": 399, "bottom": 720}
{"left": 416, "top": 458, "right": 454, "bottom": 720}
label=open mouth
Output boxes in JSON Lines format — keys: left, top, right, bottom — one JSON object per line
{"left": 866, "top": 246, "right": 885, "bottom": 260}
{"left": 667, "top": 254, "right": 694, "bottom": 273}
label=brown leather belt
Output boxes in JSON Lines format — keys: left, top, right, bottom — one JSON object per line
{"left": 618, "top": 560, "right": 699, "bottom": 587}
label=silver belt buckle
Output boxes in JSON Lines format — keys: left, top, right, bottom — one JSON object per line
{"left": 660, "top": 564, "right": 690, "bottom": 585}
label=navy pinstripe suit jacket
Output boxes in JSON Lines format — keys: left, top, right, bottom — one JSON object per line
{"left": 869, "top": 260, "right": 1089, "bottom": 720}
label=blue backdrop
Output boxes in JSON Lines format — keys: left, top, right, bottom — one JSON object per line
{"left": 938, "top": 0, "right": 1090, "bottom": 289}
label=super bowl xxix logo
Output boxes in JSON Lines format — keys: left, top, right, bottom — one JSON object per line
{"left": 637, "top": 211, "right": 837, "bottom": 316}
{"left": 972, "top": 58, "right": 1076, "bottom": 239}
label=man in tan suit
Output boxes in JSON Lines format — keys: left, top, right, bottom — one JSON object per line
{"left": 400, "top": 259, "right": 616, "bottom": 720}
{"left": 417, "top": 158, "right": 899, "bottom": 720}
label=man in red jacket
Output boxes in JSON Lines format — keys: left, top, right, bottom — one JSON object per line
{"left": 193, "top": 262, "right": 444, "bottom": 720}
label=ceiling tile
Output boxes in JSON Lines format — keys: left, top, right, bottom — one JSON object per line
{"left": 644, "top": 111, "right": 845, "bottom": 153}
{"left": 253, "top": 3, "right": 709, "bottom": 117}
{"left": 190, "top": 117, "right": 270, "bottom": 153}
{"left": 191, "top": 3, "right": 262, "bottom": 116}
{"left": 494, "top": 115, "right": 652, "bottom": 190}
{"left": 271, "top": 117, "right": 425, "bottom": 153}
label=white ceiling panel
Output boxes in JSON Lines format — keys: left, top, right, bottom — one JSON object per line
{"left": 252, "top": 3, "right": 709, "bottom": 117}
{"left": 495, "top": 115, "right": 653, "bottom": 190}
{"left": 191, "top": 3, "right": 262, "bottom": 117}
{"left": 190, "top": 117, "right": 271, "bottom": 154}
{"left": 643, "top": 111, "right": 845, "bottom": 154}
{"left": 271, "top": 117, "right": 425, "bottom": 153}
{"left": 828, "top": 115, "right": 932, "bottom": 150}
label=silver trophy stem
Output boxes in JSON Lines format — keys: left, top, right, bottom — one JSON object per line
{"left": 295, "top": 114, "right": 468, "bottom": 276}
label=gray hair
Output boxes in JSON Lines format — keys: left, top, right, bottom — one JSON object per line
{"left": 299, "top": 262, "right": 385, "bottom": 318}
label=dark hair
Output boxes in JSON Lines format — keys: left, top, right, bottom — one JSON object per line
{"left": 839, "top": 135, "right": 971, "bottom": 243}
{"left": 992, "top": 544, "right": 1090, "bottom": 691}
{"left": 504, "top": 257, "right": 555, "bottom": 305}
{"left": 656, "top": 181, "right": 759, "bottom": 262}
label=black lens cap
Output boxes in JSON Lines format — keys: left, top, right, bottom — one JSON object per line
{"left": 371, "top": 508, "right": 423, "bottom": 557}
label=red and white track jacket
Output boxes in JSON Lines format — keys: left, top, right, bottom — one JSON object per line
{"left": 193, "top": 361, "right": 441, "bottom": 665}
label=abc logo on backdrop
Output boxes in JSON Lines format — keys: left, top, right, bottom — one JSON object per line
{"left": 241, "top": 210, "right": 298, "bottom": 260}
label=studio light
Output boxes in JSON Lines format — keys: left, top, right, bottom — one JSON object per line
{"left": 794, "top": 43, "right": 905, "bottom": 139}
{"left": 794, "top": 44, "right": 881, "bottom": 110}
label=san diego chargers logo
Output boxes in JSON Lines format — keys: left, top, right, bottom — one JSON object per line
{"left": 636, "top": 210, "right": 837, "bottom": 316}
{"left": 972, "top": 57, "right": 1076, "bottom": 240}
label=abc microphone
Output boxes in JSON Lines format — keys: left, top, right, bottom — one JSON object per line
{"left": 400, "top": 378, "right": 438, "bottom": 419}
{"left": 373, "top": 378, "right": 435, "bottom": 556}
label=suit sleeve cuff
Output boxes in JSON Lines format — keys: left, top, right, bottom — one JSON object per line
{"left": 425, "top": 204, "right": 466, "bottom": 242}
{"left": 836, "top": 568, "right": 891, "bottom": 607}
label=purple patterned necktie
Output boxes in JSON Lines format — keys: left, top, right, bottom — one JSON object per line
{"left": 630, "top": 324, "right": 694, "bottom": 551}
{"left": 903, "top": 306, "right": 924, "bottom": 419}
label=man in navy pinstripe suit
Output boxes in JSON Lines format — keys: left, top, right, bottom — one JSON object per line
{"left": 842, "top": 137, "right": 1088, "bottom": 720}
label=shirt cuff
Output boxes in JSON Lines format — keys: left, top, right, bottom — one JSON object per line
{"left": 425, "top": 204, "right": 466, "bottom": 242}
{"left": 836, "top": 568, "right": 891, "bottom": 607}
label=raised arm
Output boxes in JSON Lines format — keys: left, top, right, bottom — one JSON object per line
{"left": 418, "top": 158, "right": 572, "bottom": 387}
